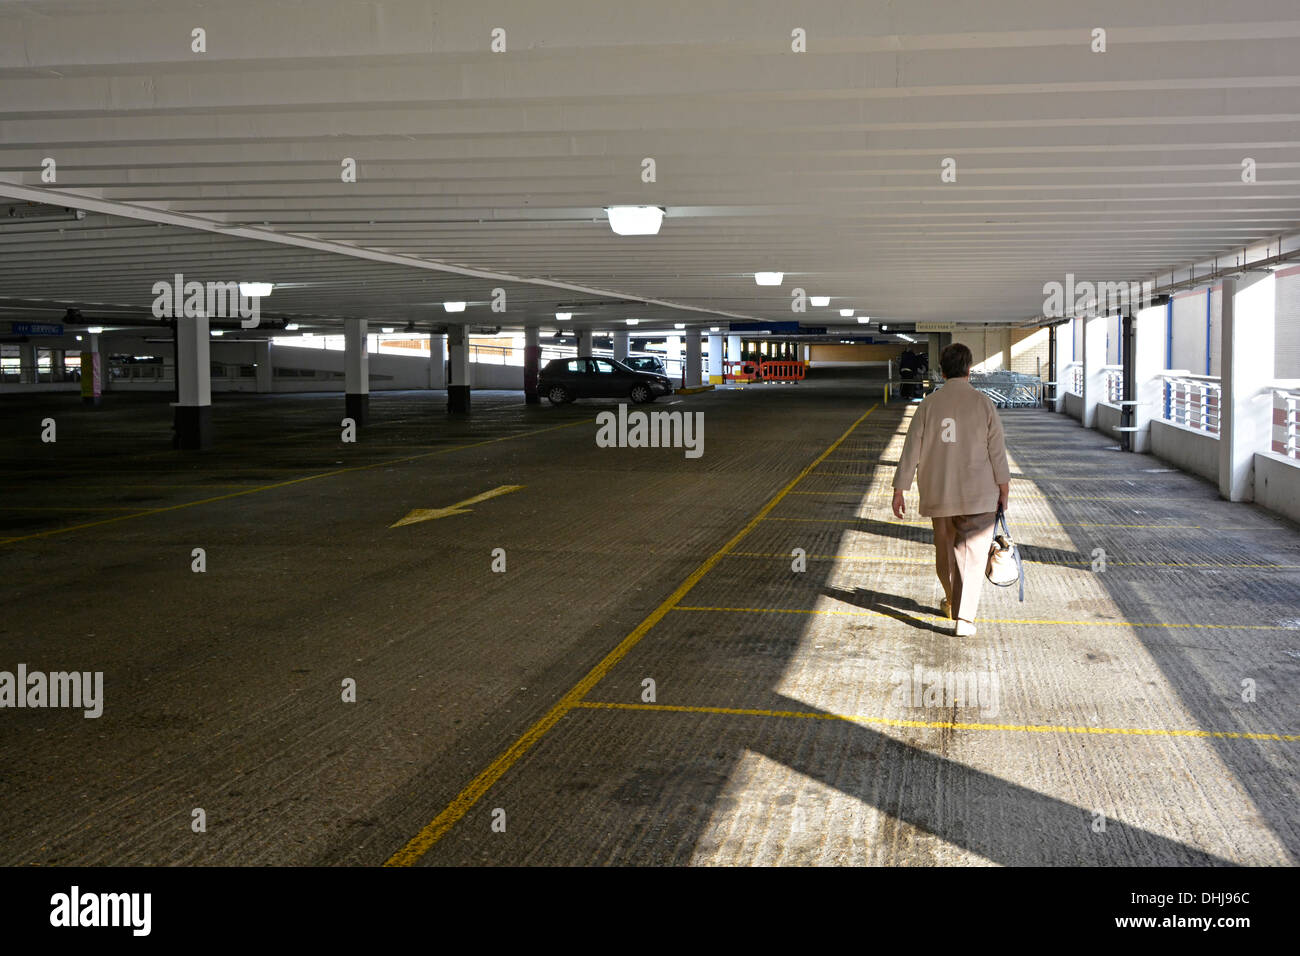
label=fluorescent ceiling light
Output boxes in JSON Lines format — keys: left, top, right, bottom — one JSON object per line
{"left": 239, "top": 282, "right": 273, "bottom": 298}
{"left": 555, "top": 312, "right": 572, "bottom": 321}
{"left": 75, "top": 335, "right": 83, "bottom": 341}
{"left": 210, "top": 329, "right": 223, "bottom": 336}
{"left": 674, "top": 323, "right": 686, "bottom": 329}
{"left": 881, "top": 325, "right": 888, "bottom": 331}
{"left": 605, "top": 205, "right": 665, "bottom": 236}
{"left": 87, "top": 325, "right": 103, "bottom": 334}
{"left": 381, "top": 327, "right": 395, "bottom": 333}
{"left": 810, "top": 296, "right": 830, "bottom": 307}
{"left": 284, "top": 323, "right": 299, "bottom": 331}
{"left": 626, "top": 318, "right": 639, "bottom": 325}
{"left": 754, "top": 272, "right": 783, "bottom": 286}
{"left": 840, "top": 309, "right": 854, "bottom": 317}
{"left": 710, "top": 326, "right": 721, "bottom": 332}
{"left": 857, "top": 317, "right": 870, "bottom": 324}
{"left": 443, "top": 301, "right": 466, "bottom": 312}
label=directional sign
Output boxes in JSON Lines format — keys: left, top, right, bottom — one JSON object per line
{"left": 390, "top": 485, "right": 524, "bottom": 527}
{"left": 13, "top": 323, "right": 64, "bottom": 336}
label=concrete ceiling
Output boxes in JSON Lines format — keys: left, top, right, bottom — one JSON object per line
{"left": 2, "top": 0, "right": 1300, "bottom": 331}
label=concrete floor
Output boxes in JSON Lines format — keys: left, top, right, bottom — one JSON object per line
{"left": 1, "top": 379, "right": 1297, "bottom": 866}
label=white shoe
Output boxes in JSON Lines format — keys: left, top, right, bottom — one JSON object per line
{"left": 954, "top": 619, "right": 977, "bottom": 637}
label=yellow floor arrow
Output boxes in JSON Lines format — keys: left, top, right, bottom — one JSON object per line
{"left": 390, "top": 485, "right": 524, "bottom": 527}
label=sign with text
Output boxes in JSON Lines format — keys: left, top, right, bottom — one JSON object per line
{"left": 12, "top": 322, "right": 64, "bottom": 336}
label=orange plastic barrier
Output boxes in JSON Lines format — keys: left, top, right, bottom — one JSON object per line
{"left": 723, "top": 360, "right": 761, "bottom": 383}
{"left": 758, "top": 360, "right": 806, "bottom": 382}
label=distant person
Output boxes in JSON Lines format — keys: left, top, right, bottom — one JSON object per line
{"left": 891, "top": 342, "right": 1011, "bottom": 636}
{"left": 898, "top": 347, "right": 918, "bottom": 399}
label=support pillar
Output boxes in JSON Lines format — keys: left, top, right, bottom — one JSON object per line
{"left": 575, "top": 328, "right": 592, "bottom": 355}
{"left": 254, "top": 341, "right": 273, "bottom": 393}
{"left": 1081, "top": 314, "right": 1107, "bottom": 429}
{"left": 1046, "top": 325, "right": 1060, "bottom": 412}
{"left": 343, "top": 318, "right": 369, "bottom": 425}
{"left": 18, "top": 344, "right": 37, "bottom": 384}
{"left": 667, "top": 335, "right": 682, "bottom": 383}
{"left": 685, "top": 332, "right": 703, "bottom": 388}
{"left": 428, "top": 333, "right": 446, "bottom": 389}
{"left": 98, "top": 333, "right": 110, "bottom": 393}
{"left": 174, "top": 316, "right": 212, "bottom": 449}
{"left": 1127, "top": 305, "right": 1165, "bottom": 452}
{"left": 524, "top": 325, "right": 541, "bottom": 404}
{"left": 727, "top": 334, "right": 742, "bottom": 363}
{"left": 447, "top": 324, "right": 470, "bottom": 413}
{"left": 1219, "top": 272, "right": 1276, "bottom": 501}
{"left": 80, "top": 332, "right": 103, "bottom": 406}
{"left": 707, "top": 332, "right": 724, "bottom": 384}
{"left": 612, "top": 330, "right": 629, "bottom": 362}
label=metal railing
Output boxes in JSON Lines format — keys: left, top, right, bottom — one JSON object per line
{"left": 1275, "top": 386, "right": 1300, "bottom": 459}
{"left": 1062, "top": 361, "right": 1082, "bottom": 396}
{"left": 108, "top": 363, "right": 173, "bottom": 383}
{"left": 1101, "top": 365, "right": 1123, "bottom": 404}
{"left": 968, "top": 370, "right": 1043, "bottom": 408}
{"left": 1160, "top": 372, "right": 1221, "bottom": 435}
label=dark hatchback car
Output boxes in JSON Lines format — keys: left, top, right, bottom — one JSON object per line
{"left": 623, "top": 355, "right": 668, "bottom": 376}
{"left": 538, "top": 356, "right": 673, "bottom": 405}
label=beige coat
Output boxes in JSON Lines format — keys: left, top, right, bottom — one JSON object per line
{"left": 893, "top": 378, "right": 1011, "bottom": 517}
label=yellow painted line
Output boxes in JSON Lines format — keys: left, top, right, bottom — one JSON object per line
{"left": 762, "top": 515, "right": 1233, "bottom": 530}
{"left": 391, "top": 484, "right": 525, "bottom": 527}
{"left": 726, "top": 551, "right": 1300, "bottom": 570}
{"left": 573, "top": 701, "right": 1300, "bottom": 743}
{"left": 0, "top": 505, "right": 155, "bottom": 513}
{"left": 384, "top": 403, "right": 881, "bottom": 866}
{"left": 800, "top": 490, "right": 1217, "bottom": 503}
{"left": 807, "top": 485, "right": 1198, "bottom": 501}
{"left": 1008, "top": 475, "right": 1161, "bottom": 481}
{"left": 671, "top": 605, "right": 1293, "bottom": 630}
{"left": 0, "top": 418, "right": 589, "bottom": 547}
{"left": 7, "top": 483, "right": 260, "bottom": 490}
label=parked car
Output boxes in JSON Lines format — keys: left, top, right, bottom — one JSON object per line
{"left": 538, "top": 356, "right": 673, "bottom": 405}
{"left": 623, "top": 355, "right": 667, "bottom": 376}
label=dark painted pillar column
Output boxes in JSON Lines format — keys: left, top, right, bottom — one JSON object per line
{"left": 174, "top": 315, "right": 212, "bottom": 449}
{"left": 344, "top": 318, "right": 369, "bottom": 425}
{"left": 447, "top": 324, "right": 470, "bottom": 413}
{"left": 524, "top": 325, "right": 541, "bottom": 404}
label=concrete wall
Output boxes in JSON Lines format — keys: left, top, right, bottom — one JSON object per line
{"left": 1096, "top": 402, "right": 1123, "bottom": 441}
{"left": 469, "top": 363, "right": 525, "bottom": 388}
{"left": 271, "top": 345, "right": 523, "bottom": 391}
{"left": 1062, "top": 391, "right": 1083, "bottom": 422}
{"left": 1254, "top": 452, "right": 1300, "bottom": 525}
{"left": 808, "top": 343, "right": 901, "bottom": 364}
{"left": 1150, "top": 419, "right": 1219, "bottom": 483}
{"left": 961, "top": 328, "right": 1011, "bottom": 372}
{"left": 1010, "top": 327, "right": 1050, "bottom": 377}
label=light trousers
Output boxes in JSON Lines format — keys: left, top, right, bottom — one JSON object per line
{"left": 931, "top": 511, "right": 998, "bottom": 622}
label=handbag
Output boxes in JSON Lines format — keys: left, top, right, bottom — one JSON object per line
{"left": 986, "top": 509, "right": 1024, "bottom": 601}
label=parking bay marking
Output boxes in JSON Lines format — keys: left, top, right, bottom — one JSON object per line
{"left": 384, "top": 403, "right": 880, "bottom": 866}
{"left": 390, "top": 485, "right": 525, "bottom": 527}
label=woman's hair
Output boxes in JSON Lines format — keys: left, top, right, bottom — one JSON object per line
{"left": 940, "top": 343, "right": 973, "bottom": 379}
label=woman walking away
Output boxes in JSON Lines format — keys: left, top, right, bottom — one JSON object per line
{"left": 891, "top": 343, "right": 1011, "bottom": 637}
